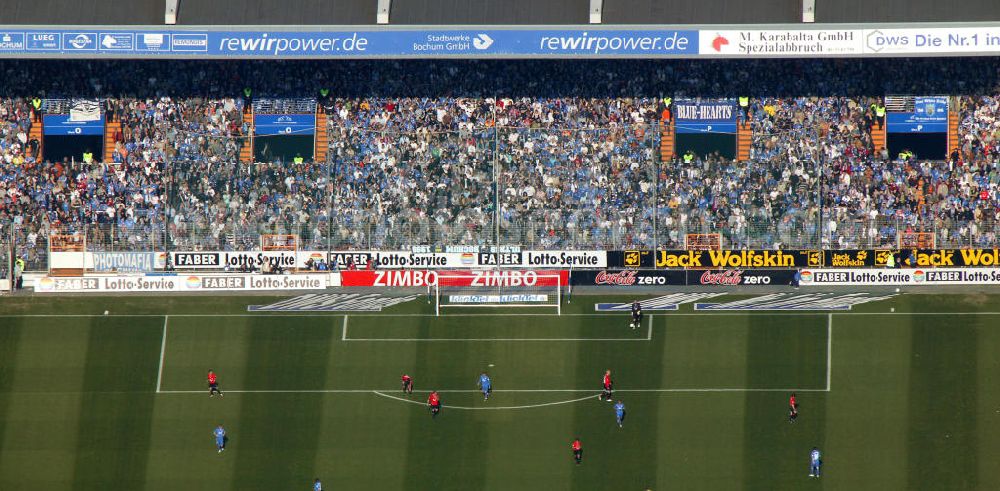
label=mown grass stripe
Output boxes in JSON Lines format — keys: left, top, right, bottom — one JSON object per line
{"left": 230, "top": 317, "right": 335, "bottom": 489}
{"left": 70, "top": 317, "right": 161, "bottom": 490}
{"left": 906, "top": 315, "right": 979, "bottom": 490}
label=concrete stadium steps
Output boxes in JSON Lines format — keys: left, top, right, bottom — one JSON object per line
{"left": 103, "top": 120, "right": 120, "bottom": 162}
{"left": 870, "top": 123, "right": 886, "bottom": 154}
{"left": 28, "top": 118, "right": 43, "bottom": 161}
{"left": 239, "top": 104, "right": 254, "bottom": 163}
{"left": 948, "top": 109, "right": 960, "bottom": 156}
{"left": 314, "top": 108, "right": 328, "bottom": 163}
{"left": 659, "top": 120, "right": 674, "bottom": 162}
{"left": 737, "top": 121, "right": 751, "bottom": 161}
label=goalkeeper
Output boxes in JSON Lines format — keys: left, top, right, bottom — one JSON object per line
{"left": 630, "top": 300, "right": 642, "bottom": 329}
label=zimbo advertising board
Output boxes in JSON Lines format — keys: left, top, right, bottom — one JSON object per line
{"left": 340, "top": 270, "right": 569, "bottom": 287}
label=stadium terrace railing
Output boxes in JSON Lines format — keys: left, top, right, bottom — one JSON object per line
{"left": 6, "top": 122, "right": 1000, "bottom": 271}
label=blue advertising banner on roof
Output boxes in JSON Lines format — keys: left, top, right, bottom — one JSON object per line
{"left": 887, "top": 96, "right": 948, "bottom": 133}
{"left": 674, "top": 98, "right": 738, "bottom": 134}
{"left": 255, "top": 114, "right": 316, "bottom": 136}
{"left": 43, "top": 115, "right": 105, "bottom": 135}
{"left": 0, "top": 28, "right": 698, "bottom": 58}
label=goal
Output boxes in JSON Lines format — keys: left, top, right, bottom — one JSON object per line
{"left": 433, "top": 272, "right": 563, "bottom": 316}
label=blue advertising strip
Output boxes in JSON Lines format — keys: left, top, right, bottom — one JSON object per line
{"left": 43, "top": 115, "right": 105, "bottom": 136}
{"left": 0, "top": 28, "right": 699, "bottom": 58}
{"left": 674, "top": 98, "right": 738, "bottom": 134}
{"left": 254, "top": 114, "right": 316, "bottom": 136}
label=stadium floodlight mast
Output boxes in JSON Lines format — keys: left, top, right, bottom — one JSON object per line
{"left": 434, "top": 271, "right": 562, "bottom": 316}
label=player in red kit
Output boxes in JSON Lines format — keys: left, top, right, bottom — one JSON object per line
{"left": 401, "top": 374, "right": 413, "bottom": 394}
{"left": 208, "top": 369, "right": 222, "bottom": 397}
{"left": 600, "top": 370, "right": 613, "bottom": 401}
{"left": 789, "top": 393, "right": 798, "bottom": 422}
{"left": 571, "top": 438, "right": 583, "bottom": 464}
{"left": 428, "top": 391, "right": 441, "bottom": 418}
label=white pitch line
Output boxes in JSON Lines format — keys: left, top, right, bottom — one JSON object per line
{"left": 827, "top": 313, "right": 833, "bottom": 392}
{"left": 372, "top": 390, "right": 598, "bottom": 410}
{"left": 155, "top": 315, "right": 168, "bottom": 393}
{"left": 156, "top": 387, "right": 828, "bottom": 394}
{"left": 341, "top": 315, "right": 348, "bottom": 341}
{"left": 4, "top": 312, "right": 997, "bottom": 318}
{"left": 343, "top": 337, "right": 652, "bottom": 342}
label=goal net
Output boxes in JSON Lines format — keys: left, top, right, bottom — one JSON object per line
{"left": 434, "top": 271, "right": 563, "bottom": 316}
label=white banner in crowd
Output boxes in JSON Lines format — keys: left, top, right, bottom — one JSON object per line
{"left": 799, "top": 268, "right": 1000, "bottom": 286}
{"left": 700, "top": 29, "right": 863, "bottom": 56}
{"left": 698, "top": 27, "right": 1000, "bottom": 57}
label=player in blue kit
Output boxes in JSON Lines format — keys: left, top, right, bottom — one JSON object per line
{"left": 809, "top": 447, "right": 822, "bottom": 477}
{"left": 214, "top": 425, "right": 226, "bottom": 453}
{"left": 614, "top": 400, "right": 626, "bottom": 428}
{"left": 313, "top": 478, "right": 323, "bottom": 490}
{"left": 479, "top": 372, "right": 492, "bottom": 401}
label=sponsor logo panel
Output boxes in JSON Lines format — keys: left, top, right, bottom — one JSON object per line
{"left": 573, "top": 269, "right": 795, "bottom": 286}
{"left": 799, "top": 268, "right": 1000, "bottom": 285}
{"left": 34, "top": 274, "right": 327, "bottom": 292}
{"left": 340, "top": 270, "right": 568, "bottom": 287}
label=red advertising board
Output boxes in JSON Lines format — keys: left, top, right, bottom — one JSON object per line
{"left": 340, "top": 270, "right": 569, "bottom": 287}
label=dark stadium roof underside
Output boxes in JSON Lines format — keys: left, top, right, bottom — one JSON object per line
{"left": 0, "top": 0, "right": 997, "bottom": 25}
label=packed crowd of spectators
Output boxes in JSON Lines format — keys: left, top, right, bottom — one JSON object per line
{"left": 0, "top": 98, "right": 33, "bottom": 165}
{"left": 166, "top": 161, "right": 329, "bottom": 250}
{"left": 111, "top": 97, "right": 244, "bottom": 164}
{"left": 0, "top": 59, "right": 998, "bottom": 269}
{"left": 0, "top": 160, "right": 165, "bottom": 269}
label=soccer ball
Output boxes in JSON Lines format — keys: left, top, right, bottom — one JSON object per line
{"left": 103, "top": 310, "right": 109, "bottom": 316}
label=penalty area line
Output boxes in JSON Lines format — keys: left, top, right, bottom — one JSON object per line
{"left": 372, "top": 391, "right": 599, "bottom": 410}
{"left": 827, "top": 313, "right": 833, "bottom": 392}
{"left": 156, "top": 387, "right": 828, "bottom": 394}
{"left": 155, "top": 315, "right": 168, "bottom": 394}
{"left": 342, "top": 337, "right": 652, "bottom": 342}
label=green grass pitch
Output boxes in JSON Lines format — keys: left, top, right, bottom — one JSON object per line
{"left": 0, "top": 293, "right": 999, "bottom": 490}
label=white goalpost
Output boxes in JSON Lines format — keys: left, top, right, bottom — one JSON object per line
{"left": 434, "top": 272, "right": 562, "bottom": 316}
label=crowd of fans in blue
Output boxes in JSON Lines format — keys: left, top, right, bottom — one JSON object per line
{"left": 1, "top": 59, "right": 999, "bottom": 271}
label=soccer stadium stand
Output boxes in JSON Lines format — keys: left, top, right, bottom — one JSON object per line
{"left": 1, "top": 59, "right": 1000, "bottom": 269}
